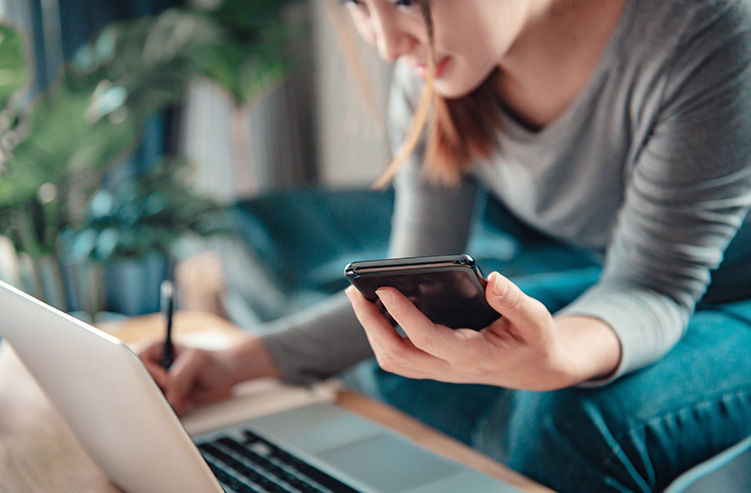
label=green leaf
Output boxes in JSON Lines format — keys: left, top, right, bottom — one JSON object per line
{"left": 2, "top": 3, "right": 300, "bottom": 260}
{"left": 190, "top": 1, "right": 304, "bottom": 106}
{"left": 0, "top": 22, "right": 31, "bottom": 109}
{"left": 62, "top": 157, "right": 226, "bottom": 261}
{"left": 0, "top": 80, "right": 140, "bottom": 208}
{"left": 206, "top": 0, "right": 302, "bottom": 35}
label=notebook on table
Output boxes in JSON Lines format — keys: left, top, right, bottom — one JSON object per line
{"left": 0, "top": 280, "right": 521, "bottom": 493}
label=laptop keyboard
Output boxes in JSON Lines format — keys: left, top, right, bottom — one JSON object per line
{"left": 197, "top": 429, "right": 361, "bottom": 493}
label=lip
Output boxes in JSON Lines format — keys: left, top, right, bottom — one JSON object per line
{"left": 413, "top": 57, "right": 451, "bottom": 79}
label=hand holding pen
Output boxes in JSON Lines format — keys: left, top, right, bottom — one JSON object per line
{"left": 160, "top": 280, "right": 176, "bottom": 369}
{"left": 137, "top": 280, "right": 282, "bottom": 414}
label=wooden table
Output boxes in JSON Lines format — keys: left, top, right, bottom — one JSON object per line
{"left": 0, "top": 310, "right": 552, "bottom": 492}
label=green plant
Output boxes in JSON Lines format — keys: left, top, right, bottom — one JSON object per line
{"left": 0, "top": 1, "right": 304, "bottom": 310}
{"left": 0, "top": 23, "right": 30, "bottom": 108}
{"left": 191, "top": 0, "right": 305, "bottom": 107}
{"left": 62, "top": 157, "right": 226, "bottom": 263}
{"left": 0, "top": 0, "right": 304, "bottom": 255}
{"left": 0, "top": 10, "right": 216, "bottom": 260}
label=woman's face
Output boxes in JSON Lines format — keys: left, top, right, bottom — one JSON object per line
{"left": 344, "top": 0, "right": 535, "bottom": 98}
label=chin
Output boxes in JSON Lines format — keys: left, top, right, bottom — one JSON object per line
{"left": 434, "top": 71, "right": 495, "bottom": 100}
{"left": 435, "top": 81, "right": 487, "bottom": 100}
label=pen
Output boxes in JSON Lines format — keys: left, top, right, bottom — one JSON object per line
{"left": 160, "top": 280, "right": 175, "bottom": 369}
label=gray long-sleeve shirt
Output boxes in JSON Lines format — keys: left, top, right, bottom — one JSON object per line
{"left": 262, "top": 0, "right": 751, "bottom": 385}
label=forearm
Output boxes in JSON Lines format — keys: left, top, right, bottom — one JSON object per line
{"left": 259, "top": 292, "right": 374, "bottom": 385}
{"left": 223, "top": 336, "right": 282, "bottom": 386}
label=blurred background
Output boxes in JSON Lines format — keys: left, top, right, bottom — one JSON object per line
{"left": 0, "top": 0, "right": 397, "bottom": 326}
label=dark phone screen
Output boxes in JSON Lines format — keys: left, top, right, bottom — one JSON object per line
{"left": 349, "top": 267, "right": 500, "bottom": 330}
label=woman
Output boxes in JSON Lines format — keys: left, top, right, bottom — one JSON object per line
{"left": 140, "top": 0, "right": 751, "bottom": 490}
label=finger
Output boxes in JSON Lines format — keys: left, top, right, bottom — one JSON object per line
{"left": 376, "top": 287, "right": 482, "bottom": 361}
{"left": 345, "top": 286, "right": 405, "bottom": 347}
{"left": 142, "top": 360, "right": 170, "bottom": 388}
{"left": 136, "top": 341, "right": 170, "bottom": 387}
{"left": 485, "top": 272, "right": 549, "bottom": 338}
{"left": 137, "top": 339, "right": 165, "bottom": 363}
{"left": 164, "top": 348, "right": 207, "bottom": 411}
{"left": 193, "top": 386, "right": 232, "bottom": 403}
{"left": 346, "top": 286, "right": 448, "bottom": 376}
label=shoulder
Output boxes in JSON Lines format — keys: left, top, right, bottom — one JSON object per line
{"left": 625, "top": 0, "right": 751, "bottom": 51}
{"left": 618, "top": 0, "right": 751, "bottom": 110}
{"left": 674, "top": 0, "right": 751, "bottom": 49}
{"left": 667, "top": 0, "right": 751, "bottom": 100}
{"left": 617, "top": 0, "right": 751, "bottom": 54}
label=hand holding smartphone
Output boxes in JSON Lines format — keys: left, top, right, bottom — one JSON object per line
{"left": 344, "top": 254, "right": 501, "bottom": 330}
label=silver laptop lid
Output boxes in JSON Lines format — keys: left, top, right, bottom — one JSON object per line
{"left": 0, "top": 280, "right": 223, "bottom": 493}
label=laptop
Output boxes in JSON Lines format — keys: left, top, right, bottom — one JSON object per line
{"left": 0, "top": 280, "right": 521, "bottom": 493}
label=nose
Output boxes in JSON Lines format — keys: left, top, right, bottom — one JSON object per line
{"left": 373, "top": 12, "right": 414, "bottom": 61}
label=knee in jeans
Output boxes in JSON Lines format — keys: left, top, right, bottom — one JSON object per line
{"left": 475, "top": 389, "right": 646, "bottom": 492}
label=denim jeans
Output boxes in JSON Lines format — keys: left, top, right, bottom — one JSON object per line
{"left": 343, "top": 256, "right": 751, "bottom": 492}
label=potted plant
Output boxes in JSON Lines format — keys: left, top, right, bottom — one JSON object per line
{"left": 0, "top": 11, "right": 217, "bottom": 318}
{"left": 61, "top": 156, "right": 226, "bottom": 315}
{"left": 0, "top": 1, "right": 304, "bottom": 318}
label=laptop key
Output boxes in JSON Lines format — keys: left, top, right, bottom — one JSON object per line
{"left": 218, "top": 437, "right": 325, "bottom": 493}
{"left": 198, "top": 429, "right": 363, "bottom": 493}
{"left": 200, "top": 442, "right": 287, "bottom": 492}
{"left": 241, "top": 430, "right": 360, "bottom": 493}
{"left": 204, "top": 457, "right": 262, "bottom": 493}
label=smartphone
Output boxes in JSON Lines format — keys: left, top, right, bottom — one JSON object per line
{"left": 344, "top": 254, "right": 500, "bottom": 330}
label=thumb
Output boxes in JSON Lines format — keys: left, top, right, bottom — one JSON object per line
{"left": 486, "top": 272, "right": 546, "bottom": 328}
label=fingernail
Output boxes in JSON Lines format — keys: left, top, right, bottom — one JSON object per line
{"left": 376, "top": 288, "right": 393, "bottom": 305}
{"left": 345, "top": 286, "right": 357, "bottom": 301}
{"left": 490, "top": 272, "right": 506, "bottom": 298}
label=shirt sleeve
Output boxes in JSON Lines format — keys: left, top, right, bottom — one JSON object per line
{"left": 259, "top": 292, "right": 372, "bottom": 385}
{"left": 560, "top": 13, "right": 751, "bottom": 384}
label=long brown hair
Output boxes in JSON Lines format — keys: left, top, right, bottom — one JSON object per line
{"left": 374, "top": 0, "right": 504, "bottom": 187}
{"left": 328, "top": 0, "right": 504, "bottom": 187}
